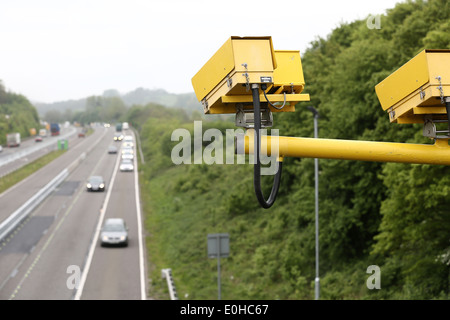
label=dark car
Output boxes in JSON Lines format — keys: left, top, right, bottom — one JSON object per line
{"left": 35, "top": 136, "right": 43, "bottom": 142}
{"left": 100, "top": 218, "right": 128, "bottom": 247}
{"left": 113, "top": 134, "right": 123, "bottom": 141}
{"left": 86, "top": 175, "right": 105, "bottom": 192}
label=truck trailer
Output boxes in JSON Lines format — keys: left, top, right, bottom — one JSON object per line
{"left": 39, "top": 128, "right": 47, "bottom": 137}
{"left": 7, "top": 133, "right": 21, "bottom": 147}
{"left": 50, "top": 123, "right": 60, "bottom": 136}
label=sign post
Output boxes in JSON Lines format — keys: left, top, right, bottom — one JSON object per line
{"left": 207, "top": 233, "right": 229, "bottom": 300}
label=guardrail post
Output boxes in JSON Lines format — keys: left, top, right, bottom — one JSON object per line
{"left": 161, "top": 268, "right": 179, "bottom": 300}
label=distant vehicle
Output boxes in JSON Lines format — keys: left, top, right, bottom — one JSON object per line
{"left": 0, "top": 145, "right": 3, "bottom": 152}
{"left": 121, "top": 146, "right": 133, "bottom": 153}
{"left": 121, "top": 153, "right": 134, "bottom": 160}
{"left": 123, "top": 135, "right": 133, "bottom": 142}
{"left": 35, "top": 136, "right": 43, "bottom": 142}
{"left": 78, "top": 128, "right": 86, "bottom": 137}
{"left": 108, "top": 145, "right": 118, "bottom": 154}
{"left": 116, "top": 123, "right": 122, "bottom": 132}
{"left": 121, "top": 148, "right": 134, "bottom": 160}
{"left": 120, "top": 159, "right": 134, "bottom": 172}
{"left": 39, "top": 129, "right": 47, "bottom": 137}
{"left": 122, "top": 122, "right": 129, "bottom": 130}
{"left": 50, "top": 123, "right": 60, "bottom": 136}
{"left": 7, "top": 133, "right": 21, "bottom": 147}
{"left": 114, "top": 133, "right": 123, "bottom": 141}
{"left": 122, "top": 141, "right": 134, "bottom": 148}
{"left": 86, "top": 176, "right": 105, "bottom": 192}
{"left": 100, "top": 218, "right": 128, "bottom": 247}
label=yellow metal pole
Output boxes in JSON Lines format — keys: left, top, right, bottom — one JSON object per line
{"left": 241, "top": 130, "right": 450, "bottom": 166}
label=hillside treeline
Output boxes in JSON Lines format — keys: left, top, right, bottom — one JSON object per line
{"left": 0, "top": 81, "right": 41, "bottom": 145}
{"left": 37, "top": 88, "right": 202, "bottom": 124}
{"left": 134, "top": 0, "right": 449, "bottom": 299}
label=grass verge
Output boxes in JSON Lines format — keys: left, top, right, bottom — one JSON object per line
{"left": 0, "top": 150, "right": 67, "bottom": 194}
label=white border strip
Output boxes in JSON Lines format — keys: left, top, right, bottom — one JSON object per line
{"left": 133, "top": 135, "right": 147, "bottom": 300}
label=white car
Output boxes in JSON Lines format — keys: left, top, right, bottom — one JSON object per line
{"left": 121, "top": 148, "right": 134, "bottom": 160}
{"left": 121, "top": 146, "right": 133, "bottom": 154}
{"left": 120, "top": 159, "right": 134, "bottom": 172}
{"left": 123, "top": 135, "right": 133, "bottom": 142}
{"left": 0, "top": 145, "right": 2, "bottom": 152}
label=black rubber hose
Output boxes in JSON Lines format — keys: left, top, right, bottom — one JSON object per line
{"left": 252, "top": 85, "right": 283, "bottom": 209}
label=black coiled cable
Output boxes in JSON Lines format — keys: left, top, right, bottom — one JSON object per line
{"left": 252, "top": 85, "right": 282, "bottom": 209}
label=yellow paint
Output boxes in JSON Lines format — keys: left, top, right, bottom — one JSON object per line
{"left": 272, "top": 50, "right": 305, "bottom": 94}
{"left": 375, "top": 49, "right": 450, "bottom": 123}
{"left": 191, "top": 36, "right": 276, "bottom": 113}
{"left": 242, "top": 130, "right": 450, "bottom": 166}
{"left": 191, "top": 37, "right": 311, "bottom": 114}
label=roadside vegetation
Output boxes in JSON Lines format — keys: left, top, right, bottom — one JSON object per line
{"left": 0, "top": 81, "right": 41, "bottom": 146}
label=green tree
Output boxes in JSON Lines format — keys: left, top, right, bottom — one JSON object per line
{"left": 0, "top": 81, "right": 41, "bottom": 144}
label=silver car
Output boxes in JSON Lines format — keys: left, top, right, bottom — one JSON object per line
{"left": 121, "top": 148, "right": 134, "bottom": 160}
{"left": 100, "top": 218, "right": 128, "bottom": 247}
{"left": 120, "top": 159, "right": 134, "bottom": 172}
{"left": 108, "top": 145, "right": 118, "bottom": 154}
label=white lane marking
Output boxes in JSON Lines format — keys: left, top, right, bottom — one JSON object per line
{"left": 133, "top": 132, "right": 147, "bottom": 300}
{"left": 74, "top": 150, "right": 122, "bottom": 300}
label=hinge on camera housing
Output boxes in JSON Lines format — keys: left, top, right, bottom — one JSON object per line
{"left": 423, "top": 115, "right": 449, "bottom": 139}
{"left": 226, "top": 76, "right": 233, "bottom": 88}
{"left": 235, "top": 103, "right": 273, "bottom": 129}
{"left": 201, "top": 99, "right": 209, "bottom": 112}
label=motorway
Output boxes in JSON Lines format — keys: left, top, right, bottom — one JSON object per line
{"left": 0, "top": 126, "right": 78, "bottom": 178}
{"left": 0, "top": 126, "right": 147, "bottom": 300}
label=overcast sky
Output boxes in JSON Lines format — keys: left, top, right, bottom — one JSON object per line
{"left": 0, "top": 0, "right": 402, "bottom": 103}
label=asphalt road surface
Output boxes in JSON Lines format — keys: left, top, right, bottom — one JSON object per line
{"left": 0, "top": 127, "right": 147, "bottom": 300}
{"left": 0, "top": 126, "right": 78, "bottom": 178}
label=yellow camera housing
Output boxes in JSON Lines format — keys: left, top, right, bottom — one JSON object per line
{"left": 375, "top": 49, "right": 450, "bottom": 124}
{"left": 191, "top": 36, "right": 310, "bottom": 114}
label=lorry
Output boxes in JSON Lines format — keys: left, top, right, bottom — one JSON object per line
{"left": 50, "top": 123, "right": 60, "bottom": 136}
{"left": 122, "top": 122, "right": 129, "bottom": 130}
{"left": 7, "top": 133, "right": 21, "bottom": 147}
{"left": 39, "top": 128, "right": 47, "bottom": 137}
{"left": 116, "top": 123, "right": 122, "bottom": 132}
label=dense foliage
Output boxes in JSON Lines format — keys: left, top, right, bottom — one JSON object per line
{"left": 135, "top": 0, "right": 449, "bottom": 300}
{"left": 0, "top": 81, "right": 41, "bottom": 145}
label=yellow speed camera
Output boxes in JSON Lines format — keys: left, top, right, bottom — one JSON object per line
{"left": 192, "top": 36, "right": 310, "bottom": 115}
{"left": 375, "top": 49, "right": 450, "bottom": 124}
